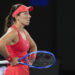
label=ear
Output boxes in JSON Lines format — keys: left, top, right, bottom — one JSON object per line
{"left": 15, "top": 15, "right": 19, "bottom": 21}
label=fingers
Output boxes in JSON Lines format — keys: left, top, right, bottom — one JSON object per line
{"left": 10, "top": 57, "right": 19, "bottom": 66}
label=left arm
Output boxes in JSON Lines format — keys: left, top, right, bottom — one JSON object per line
{"left": 24, "top": 29, "right": 37, "bottom": 53}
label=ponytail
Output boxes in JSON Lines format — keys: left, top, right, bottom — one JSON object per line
{"left": 4, "top": 4, "right": 23, "bottom": 33}
{"left": 4, "top": 15, "right": 14, "bottom": 32}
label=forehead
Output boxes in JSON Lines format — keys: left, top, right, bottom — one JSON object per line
{"left": 21, "top": 11, "right": 29, "bottom": 14}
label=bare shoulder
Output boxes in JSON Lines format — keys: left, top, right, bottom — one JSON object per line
{"left": 7, "top": 27, "right": 17, "bottom": 33}
{"left": 0, "top": 27, "right": 18, "bottom": 41}
{"left": 0, "top": 27, "right": 19, "bottom": 46}
{"left": 6, "top": 27, "right": 18, "bottom": 36}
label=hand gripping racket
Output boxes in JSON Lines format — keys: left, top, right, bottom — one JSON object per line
{"left": 0, "top": 51, "right": 56, "bottom": 69}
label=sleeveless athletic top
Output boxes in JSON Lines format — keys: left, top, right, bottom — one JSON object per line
{"left": 6, "top": 25, "right": 30, "bottom": 59}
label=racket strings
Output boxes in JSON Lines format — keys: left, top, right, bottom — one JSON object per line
{"left": 27, "top": 53, "right": 54, "bottom": 67}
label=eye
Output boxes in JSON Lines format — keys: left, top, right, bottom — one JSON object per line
{"left": 24, "top": 11, "right": 29, "bottom": 15}
{"left": 24, "top": 12, "right": 28, "bottom": 14}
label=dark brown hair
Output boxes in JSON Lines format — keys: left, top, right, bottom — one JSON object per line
{"left": 4, "top": 3, "right": 23, "bottom": 32}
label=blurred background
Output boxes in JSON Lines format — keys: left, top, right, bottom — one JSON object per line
{"left": 0, "top": 0, "right": 75, "bottom": 75}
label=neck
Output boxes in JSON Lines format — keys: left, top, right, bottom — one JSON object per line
{"left": 13, "top": 22, "right": 24, "bottom": 31}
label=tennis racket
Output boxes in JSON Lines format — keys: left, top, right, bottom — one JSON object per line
{"left": 0, "top": 51, "right": 56, "bottom": 69}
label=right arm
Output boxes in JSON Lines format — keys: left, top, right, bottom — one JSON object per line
{"left": 0, "top": 28, "right": 19, "bottom": 65}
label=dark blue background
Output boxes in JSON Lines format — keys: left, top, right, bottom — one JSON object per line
{"left": 30, "top": 0, "right": 48, "bottom": 6}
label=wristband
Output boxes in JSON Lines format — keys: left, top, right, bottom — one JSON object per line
{"left": 6, "top": 56, "right": 13, "bottom": 62}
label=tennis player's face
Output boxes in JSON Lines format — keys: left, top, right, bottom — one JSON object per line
{"left": 18, "top": 11, "right": 31, "bottom": 26}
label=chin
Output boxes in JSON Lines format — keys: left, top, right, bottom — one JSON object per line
{"left": 24, "top": 24, "right": 29, "bottom": 26}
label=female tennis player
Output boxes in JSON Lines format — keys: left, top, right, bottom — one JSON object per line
{"left": 0, "top": 3, "right": 37, "bottom": 75}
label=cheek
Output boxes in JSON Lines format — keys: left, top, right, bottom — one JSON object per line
{"left": 19, "top": 15, "right": 28, "bottom": 23}
{"left": 21, "top": 16, "right": 27, "bottom": 21}
{"left": 20, "top": 17, "right": 26, "bottom": 22}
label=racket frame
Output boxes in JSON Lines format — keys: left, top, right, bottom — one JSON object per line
{"left": 18, "top": 51, "right": 56, "bottom": 69}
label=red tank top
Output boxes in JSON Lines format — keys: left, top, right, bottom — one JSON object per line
{"left": 6, "top": 25, "right": 30, "bottom": 58}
